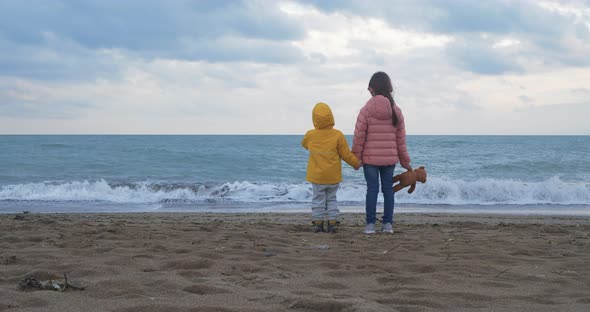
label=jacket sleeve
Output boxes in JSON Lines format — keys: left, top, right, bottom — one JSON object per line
{"left": 337, "top": 132, "right": 360, "bottom": 168}
{"left": 351, "top": 108, "right": 368, "bottom": 161}
{"left": 301, "top": 131, "right": 310, "bottom": 150}
{"left": 395, "top": 108, "right": 411, "bottom": 169}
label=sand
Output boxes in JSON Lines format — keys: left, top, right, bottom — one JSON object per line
{"left": 1, "top": 212, "right": 589, "bottom": 312}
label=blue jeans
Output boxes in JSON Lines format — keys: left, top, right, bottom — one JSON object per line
{"left": 363, "top": 164, "right": 395, "bottom": 225}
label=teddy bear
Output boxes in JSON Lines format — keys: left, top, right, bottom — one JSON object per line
{"left": 393, "top": 166, "right": 427, "bottom": 194}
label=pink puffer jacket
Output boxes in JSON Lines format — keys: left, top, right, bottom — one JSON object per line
{"left": 352, "top": 95, "right": 411, "bottom": 168}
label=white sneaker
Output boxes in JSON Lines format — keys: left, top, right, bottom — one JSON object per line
{"left": 364, "top": 223, "right": 376, "bottom": 234}
{"left": 382, "top": 223, "right": 393, "bottom": 233}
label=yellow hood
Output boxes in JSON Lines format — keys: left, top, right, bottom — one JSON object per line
{"left": 312, "top": 102, "right": 335, "bottom": 130}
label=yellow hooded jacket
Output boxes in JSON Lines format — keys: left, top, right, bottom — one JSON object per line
{"left": 302, "top": 102, "right": 360, "bottom": 184}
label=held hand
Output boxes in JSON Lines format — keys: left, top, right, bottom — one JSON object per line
{"left": 407, "top": 165, "right": 413, "bottom": 171}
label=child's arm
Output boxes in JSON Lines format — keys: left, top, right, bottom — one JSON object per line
{"left": 351, "top": 109, "right": 368, "bottom": 160}
{"left": 301, "top": 131, "right": 310, "bottom": 150}
{"left": 337, "top": 132, "right": 361, "bottom": 169}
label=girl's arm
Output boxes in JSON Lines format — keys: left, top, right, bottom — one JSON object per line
{"left": 351, "top": 109, "right": 368, "bottom": 161}
{"left": 395, "top": 107, "right": 411, "bottom": 170}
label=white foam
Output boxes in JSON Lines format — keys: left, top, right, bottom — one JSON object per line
{"left": 389, "top": 176, "right": 590, "bottom": 205}
{"left": 0, "top": 177, "right": 588, "bottom": 205}
{"left": 0, "top": 180, "right": 196, "bottom": 203}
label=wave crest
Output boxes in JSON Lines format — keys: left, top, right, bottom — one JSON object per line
{"left": 0, "top": 177, "right": 588, "bottom": 205}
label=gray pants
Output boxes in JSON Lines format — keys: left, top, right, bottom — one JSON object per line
{"left": 311, "top": 183, "right": 340, "bottom": 220}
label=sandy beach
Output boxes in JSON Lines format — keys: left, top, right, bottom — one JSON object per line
{"left": 1, "top": 212, "right": 589, "bottom": 312}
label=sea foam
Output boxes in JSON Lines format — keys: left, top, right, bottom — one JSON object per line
{"left": 1, "top": 177, "right": 588, "bottom": 206}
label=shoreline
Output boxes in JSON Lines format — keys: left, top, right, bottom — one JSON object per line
{"left": 4, "top": 211, "right": 590, "bottom": 225}
{"left": 1, "top": 212, "right": 589, "bottom": 311}
{"left": 2, "top": 201, "right": 589, "bottom": 216}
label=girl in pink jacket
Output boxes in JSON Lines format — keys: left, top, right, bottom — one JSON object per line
{"left": 352, "top": 72, "right": 412, "bottom": 234}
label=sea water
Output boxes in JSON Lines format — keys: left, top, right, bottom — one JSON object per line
{"left": 1, "top": 135, "right": 589, "bottom": 215}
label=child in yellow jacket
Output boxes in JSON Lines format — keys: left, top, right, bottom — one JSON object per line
{"left": 302, "top": 102, "right": 361, "bottom": 233}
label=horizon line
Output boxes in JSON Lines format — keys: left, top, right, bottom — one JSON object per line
{"left": 1, "top": 133, "right": 589, "bottom": 136}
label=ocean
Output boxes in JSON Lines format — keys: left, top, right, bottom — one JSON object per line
{"left": 1, "top": 135, "right": 589, "bottom": 215}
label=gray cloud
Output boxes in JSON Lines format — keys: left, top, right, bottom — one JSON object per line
{"left": 301, "top": 0, "right": 589, "bottom": 74}
{"left": 175, "top": 36, "right": 304, "bottom": 63}
{"left": 444, "top": 37, "right": 523, "bottom": 75}
{"left": 2, "top": 0, "right": 587, "bottom": 81}
{"left": 0, "top": 1, "right": 304, "bottom": 48}
{"left": 0, "top": 33, "right": 121, "bottom": 80}
{"left": 0, "top": 0, "right": 305, "bottom": 80}
{"left": 571, "top": 88, "right": 590, "bottom": 95}
{"left": 0, "top": 93, "right": 93, "bottom": 119}
{"left": 302, "top": 0, "right": 566, "bottom": 35}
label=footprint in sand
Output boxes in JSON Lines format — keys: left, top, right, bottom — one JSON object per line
{"left": 0, "top": 255, "right": 22, "bottom": 265}
{"left": 0, "top": 302, "right": 19, "bottom": 311}
{"left": 405, "top": 264, "right": 437, "bottom": 274}
{"left": 183, "top": 284, "right": 231, "bottom": 295}
{"left": 173, "top": 248, "right": 191, "bottom": 254}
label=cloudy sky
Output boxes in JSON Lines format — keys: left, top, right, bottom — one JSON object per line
{"left": 1, "top": 0, "right": 589, "bottom": 135}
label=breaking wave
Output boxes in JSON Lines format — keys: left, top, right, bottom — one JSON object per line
{"left": 1, "top": 177, "right": 589, "bottom": 206}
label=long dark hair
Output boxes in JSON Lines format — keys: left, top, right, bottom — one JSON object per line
{"left": 369, "top": 71, "right": 398, "bottom": 126}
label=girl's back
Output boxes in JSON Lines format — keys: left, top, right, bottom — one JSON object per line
{"left": 353, "top": 95, "right": 409, "bottom": 167}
